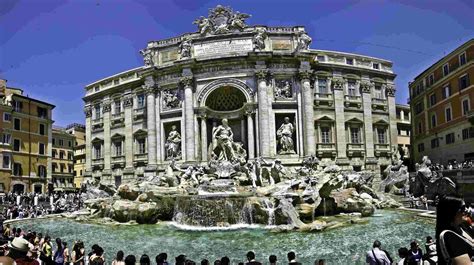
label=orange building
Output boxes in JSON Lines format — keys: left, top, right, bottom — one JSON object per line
{"left": 409, "top": 39, "right": 474, "bottom": 164}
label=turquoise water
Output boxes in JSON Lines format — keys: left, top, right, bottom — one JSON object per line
{"left": 16, "top": 210, "right": 434, "bottom": 264}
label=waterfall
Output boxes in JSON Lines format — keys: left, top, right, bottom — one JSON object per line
{"left": 262, "top": 198, "right": 276, "bottom": 226}
{"left": 278, "top": 198, "right": 304, "bottom": 228}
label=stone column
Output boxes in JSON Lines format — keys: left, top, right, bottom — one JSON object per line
{"left": 180, "top": 74, "right": 195, "bottom": 162}
{"left": 255, "top": 68, "right": 271, "bottom": 157}
{"left": 155, "top": 91, "right": 162, "bottom": 164}
{"left": 84, "top": 105, "right": 92, "bottom": 175}
{"left": 123, "top": 94, "right": 134, "bottom": 169}
{"left": 332, "top": 76, "right": 348, "bottom": 161}
{"left": 246, "top": 107, "right": 255, "bottom": 159}
{"left": 361, "top": 81, "right": 375, "bottom": 159}
{"left": 400, "top": 109, "right": 405, "bottom": 121}
{"left": 102, "top": 99, "right": 112, "bottom": 174}
{"left": 299, "top": 68, "right": 315, "bottom": 156}
{"left": 144, "top": 78, "right": 157, "bottom": 168}
{"left": 199, "top": 113, "right": 208, "bottom": 161}
{"left": 387, "top": 84, "right": 398, "bottom": 154}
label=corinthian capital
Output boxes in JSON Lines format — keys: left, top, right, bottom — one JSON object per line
{"left": 142, "top": 76, "right": 157, "bottom": 95}
{"left": 255, "top": 69, "right": 270, "bottom": 80}
{"left": 360, "top": 81, "right": 373, "bottom": 93}
{"left": 123, "top": 94, "right": 133, "bottom": 108}
{"left": 179, "top": 76, "right": 194, "bottom": 88}
{"left": 331, "top": 77, "right": 345, "bottom": 90}
{"left": 386, "top": 85, "right": 396, "bottom": 97}
{"left": 102, "top": 100, "right": 111, "bottom": 113}
{"left": 84, "top": 106, "right": 92, "bottom": 118}
{"left": 298, "top": 69, "right": 313, "bottom": 81}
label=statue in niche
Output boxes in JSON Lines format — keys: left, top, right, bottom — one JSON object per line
{"left": 139, "top": 48, "right": 154, "bottom": 67}
{"left": 253, "top": 28, "right": 267, "bottom": 50}
{"left": 212, "top": 118, "right": 236, "bottom": 161}
{"left": 162, "top": 90, "right": 181, "bottom": 110}
{"left": 179, "top": 38, "right": 192, "bottom": 59}
{"left": 274, "top": 80, "right": 292, "bottom": 99}
{"left": 296, "top": 31, "right": 312, "bottom": 51}
{"left": 276, "top": 117, "right": 296, "bottom": 154}
{"left": 165, "top": 125, "right": 181, "bottom": 160}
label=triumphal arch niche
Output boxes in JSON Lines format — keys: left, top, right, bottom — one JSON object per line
{"left": 83, "top": 5, "right": 397, "bottom": 182}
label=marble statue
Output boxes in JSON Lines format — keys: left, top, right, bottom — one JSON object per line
{"left": 179, "top": 38, "right": 192, "bottom": 59}
{"left": 193, "top": 16, "right": 212, "bottom": 35}
{"left": 274, "top": 80, "right": 292, "bottom": 99}
{"left": 296, "top": 31, "right": 312, "bottom": 51}
{"left": 193, "top": 5, "right": 250, "bottom": 35}
{"left": 165, "top": 125, "right": 181, "bottom": 159}
{"left": 276, "top": 117, "right": 296, "bottom": 154}
{"left": 139, "top": 48, "right": 154, "bottom": 67}
{"left": 253, "top": 28, "right": 267, "bottom": 50}
{"left": 212, "top": 118, "right": 235, "bottom": 161}
{"left": 229, "top": 11, "right": 250, "bottom": 31}
{"left": 162, "top": 90, "right": 181, "bottom": 110}
{"left": 4, "top": 94, "right": 13, "bottom": 106}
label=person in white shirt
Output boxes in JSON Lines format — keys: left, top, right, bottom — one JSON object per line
{"left": 366, "top": 240, "right": 392, "bottom": 265}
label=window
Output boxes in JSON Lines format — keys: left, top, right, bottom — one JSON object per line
{"left": 13, "top": 139, "right": 20, "bottom": 151}
{"left": 12, "top": 100, "right": 22, "bottom": 112}
{"left": 39, "top": 143, "right": 45, "bottom": 155}
{"left": 1, "top": 134, "right": 11, "bottom": 145}
{"left": 68, "top": 165, "right": 73, "bottom": 173}
{"left": 417, "top": 122, "right": 423, "bottom": 134}
{"left": 462, "top": 127, "right": 474, "bottom": 140}
{"left": 377, "top": 128, "right": 386, "bottom": 144}
{"left": 52, "top": 138, "right": 56, "bottom": 145}
{"left": 60, "top": 164, "right": 65, "bottom": 173}
{"left": 114, "top": 100, "right": 121, "bottom": 114}
{"left": 317, "top": 55, "right": 325, "bottom": 62}
{"left": 446, "top": 132, "right": 455, "bottom": 144}
{"left": 428, "top": 74, "right": 434, "bottom": 86}
{"left": 459, "top": 74, "right": 470, "bottom": 90}
{"left": 94, "top": 86, "right": 100, "bottom": 92}
{"left": 114, "top": 141, "right": 123, "bottom": 156}
{"left": 59, "top": 151, "right": 64, "bottom": 159}
{"left": 431, "top": 138, "right": 439, "bottom": 148}
{"left": 460, "top": 52, "right": 467, "bottom": 66}
{"left": 14, "top": 118, "right": 21, "bottom": 130}
{"left": 2, "top": 155, "right": 10, "bottom": 169}
{"left": 137, "top": 138, "right": 146, "bottom": 154}
{"left": 37, "top": 107, "right": 47, "bottom": 119}
{"left": 347, "top": 80, "right": 357, "bottom": 96}
{"left": 372, "top": 63, "right": 379, "bottom": 70}
{"left": 442, "top": 85, "right": 451, "bottom": 99}
{"left": 94, "top": 104, "right": 101, "bottom": 119}
{"left": 59, "top": 139, "right": 64, "bottom": 146}
{"left": 68, "top": 141, "right": 72, "bottom": 147}
{"left": 93, "top": 144, "right": 102, "bottom": 159}
{"left": 321, "top": 127, "right": 331, "bottom": 143}
{"left": 52, "top": 149, "right": 57, "bottom": 158}
{"left": 350, "top": 127, "right": 361, "bottom": 144}
{"left": 374, "top": 85, "right": 383, "bottom": 99}
{"left": 443, "top": 64, "right": 449, "bottom": 76}
{"left": 38, "top": 165, "right": 46, "bottom": 178}
{"left": 52, "top": 163, "right": 57, "bottom": 172}
{"left": 13, "top": 163, "right": 22, "bottom": 176}
{"left": 429, "top": 93, "right": 437, "bottom": 107}
{"left": 415, "top": 102, "right": 424, "bottom": 114}
{"left": 137, "top": 94, "right": 145, "bottom": 108}
{"left": 417, "top": 143, "right": 424, "bottom": 152}
{"left": 431, "top": 114, "right": 437, "bottom": 128}
{"left": 318, "top": 79, "right": 329, "bottom": 94}
{"left": 445, "top": 107, "right": 452, "bottom": 122}
{"left": 67, "top": 152, "right": 73, "bottom": 160}
{"left": 39, "top": 124, "right": 46, "bottom": 135}
{"left": 462, "top": 98, "right": 470, "bottom": 116}
{"left": 3, "top": 113, "right": 11, "bottom": 122}
{"left": 346, "top": 58, "right": 353, "bottom": 65}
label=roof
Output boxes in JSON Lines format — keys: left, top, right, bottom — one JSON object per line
{"left": 13, "top": 93, "right": 55, "bottom": 108}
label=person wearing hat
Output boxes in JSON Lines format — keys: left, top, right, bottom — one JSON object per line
{"left": 0, "top": 237, "right": 30, "bottom": 264}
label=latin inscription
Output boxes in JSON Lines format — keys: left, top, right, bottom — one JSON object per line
{"left": 193, "top": 39, "right": 253, "bottom": 57}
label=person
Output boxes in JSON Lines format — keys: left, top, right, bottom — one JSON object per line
{"left": 0, "top": 237, "right": 30, "bottom": 264}
{"left": 200, "top": 259, "right": 209, "bottom": 265}
{"left": 62, "top": 242, "right": 70, "bottom": 265}
{"left": 71, "top": 241, "right": 85, "bottom": 265}
{"left": 437, "top": 196, "right": 474, "bottom": 264}
{"left": 423, "top": 236, "right": 437, "bottom": 265}
{"left": 269, "top": 255, "right": 277, "bottom": 265}
{"left": 140, "top": 254, "right": 151, "bottom": 265}
{"left": 112, "top": 250, "right": 125, "bottom": 265}
{"left": 156, "top": 252, "right": 168, "bottom": 265}
{"left": 366, "top": 240, "right": 392, "bottom": 265}
{"left": 3, "top": 224, "right": 10, "bottom": 239}
{"left": 124, "top": 255, "right": 136, "bottom": 265}
{"left": 397, "top": 247, "right": 409, "bottom": 265}
{"left": 89, "top": 246, "right": 105, "bottom": 265}
{"left": 42, "top": 236, "right": 53, "bottom": 259}
{"left": 316, "top": 259, "right": 325, "bottom": 265}
{"left": 245, "top": 251, "right": 262, "bottom": 265}
{"left": 220, "top": 256, "right": 230, "bottom": 265}
{"left": 287, "top": 252, "right": 301, "bottom": 265}
{"left": 53, "top": 238, "right": 64, "bottom": 265}
{"left": 175, "top": 254, "right": 186, "bottom": 265}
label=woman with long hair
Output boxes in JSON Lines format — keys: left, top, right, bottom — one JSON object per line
{"left": 112, "top": 250, "right": 125, "bottom": 265}
{"left": 71, "top": 241, "right": 85, "bottom": 265}
{"left": 53, "top": 238, "right": 64, "bottom": 265}
{"left": 436, "top": 196, "right": 474, "bottom": 264}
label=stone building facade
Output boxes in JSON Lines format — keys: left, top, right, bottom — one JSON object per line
{"left": 0, "top": 79, "right": 54, "bottom": 193}
{"left": 83, "top": 6, "right": 398, "bottom": 185}
{"left": 65, "top": 123, "right": 86, "bottom": 188}
{"left": 410, "top": 39, "right": 474, "bottom": 165}
{"left": 51, "top": 127, "right": 75, "bottom": 191}
{"left": 396, "top": 104, "right": 411, "bottom": 161}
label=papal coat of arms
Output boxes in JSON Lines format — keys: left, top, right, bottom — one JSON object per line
{"left": 193, "top": 5, "right": 251, "bottom": 36}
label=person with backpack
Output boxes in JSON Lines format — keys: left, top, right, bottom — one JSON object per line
{"left": 366, "top": 240, "right": 392, "bottom": 265}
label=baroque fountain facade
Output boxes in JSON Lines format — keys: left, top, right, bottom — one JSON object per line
{"left": 81, "top": 5, "right": 402, "bottom": 229}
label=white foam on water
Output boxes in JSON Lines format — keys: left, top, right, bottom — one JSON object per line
{"left": 166, "top": 221, "right": 264, "bottom": 231}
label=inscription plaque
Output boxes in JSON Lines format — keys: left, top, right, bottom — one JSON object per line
{"left": 194, "top": 38, "right": 253, "bottom": 57}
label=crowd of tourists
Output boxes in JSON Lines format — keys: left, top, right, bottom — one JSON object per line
{"left": 429, "top": 160, "right": 474, "bottom": 171}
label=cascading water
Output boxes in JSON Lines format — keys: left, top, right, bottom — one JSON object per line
{"left": 262, "top": 198, "right": 276, "bottom": 226}
{"left": 278, "top": 197, "right": 304, "bottom": 228}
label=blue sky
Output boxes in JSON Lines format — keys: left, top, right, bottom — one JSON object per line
{"left": 1, "top": 0, "right": 473, "bottom": 126}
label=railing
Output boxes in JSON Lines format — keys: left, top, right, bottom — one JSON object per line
{"left": 92, "top": 158, "right": 104, "bottom": 165}
{"left": 317, "top": 143, "right": 336, "bottom": 149}
{"left": 314, "top": 93, "right": 333, "bottom": 99}
{"left": 344, "top": 95, "right": 361, "bottom": 101}
{"left": 92, "top": 117, "right": 103, "bottom": 125}
{"left": 112, "top": 155, "right": 125, "bottom": 163}
{"left": 134, "top": 153, "right": 148, "bottom": 160}
{"left": 347, "top": 143, "right": 364, "bottom": 150}
{"left": 112, "top": 112, "right": 124, "bottom": 120}
{"left": 374, "top": 143, "right": 390, "bottom": 150}
{"left": 372, "top": 98, "right": 387, "bottom": 104}
{"left": 134, "top": 107, "right": 146, "bottom": 115}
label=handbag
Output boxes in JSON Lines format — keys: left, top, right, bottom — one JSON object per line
{"left": 440, "top": 229, "right": 474, "bottom": 265}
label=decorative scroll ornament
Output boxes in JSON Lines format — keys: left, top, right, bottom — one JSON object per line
{"left": 102, "top": 100, "right": 111, "bottom": 113}
{"left": 360, "top": 81, "right": 373, "bottom": 93}
{"left": 298, "top": 69, "right": 313, "bottom": 81}
{"left": 123, "top": 95, "right": 133, "bottom": 108}
{"left": 193, "top": 5, "right": 251, "bottom": 36}
{"left": 331, "top": 77, "right": 345, "bottom": 90}
{"left": 84, "top": 106, "right": 92, "bottom": 118}
{"left": 296, "top": 31, "right": 312, "bottom": 51}
{"left": 179, "top": 38, "right": 192, "bottom": 59}
{"left": 139, "top": 48, "right": 154, "bottom": 67}
{"left": 179, "top": 76, "right": 194, "bottom": 88}
{"left": 386, "top": 85, "right": 396, "bottom": 97}
{"left": 253, "top": 27, "right": 267, "bottom": 50}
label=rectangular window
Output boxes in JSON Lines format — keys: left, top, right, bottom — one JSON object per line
{"left": 114, "top": 141, "right": 123, "bottom": 156}
{"left": 462, "top": 99, "right": 470, "bottom": 116}
{"left": 114, "top": 100, "right": 121, "bottom": 114}
{"left": 13, "top": 163, "right": 22, "bottom": 176}
{"left": 418, "top": 122, "right": 423, "bottom": 134}
{"left": 347, "top": 80, "right": 357, "bottom": 96}
{"left": 2, "top": 155, "right": 10, "bottom": 169}
{"left": 68, "top": 141, "right": 72, "bottom": 147}
{"left": 459, "top": 74, "right": 470, "bottom": 90}
{"left": 13, "top": 139, "right": 20, "bottom": 151}
{"left": 3, "top": 113, "right": 11, "bottom": 122}
{"left": 417, "top": 143, "right": 424, "bottom": 152}
{"left": 1, "top": 134, "right": 11, "bottom": 145}
{"left": 37, "top": 107, "right": 47, "bottom": 119}
{"left": 317, "top": 55, "right": 325, "bottom": 62}
{"left": 377, "top": 128, "right": 386, "bottom": 144}
{"left": 39, "top": 143, "right": 45, "bottom": 155}
{"left": 59, "top": 151, "right": 64, "bottom": 159}
{"left": 137, "top": 138, "right": 146, "bottom": 154}
{"left": 445, "top": 107, "right": 452, "bottom": 122}
{"left": 431, "top": 114, "right": 437, "bottom": 128}
{"left": 460, "top": 52, "right": 467, "bottom": 66}
{"left": 346, "top": 58, "right": 353, "bottom": 65}
{"left": 374, "top": 85, "right": 383, "bottom": 99}
{"left": 67, "top": 152, "right": 73, "bottom": 160}
{"left": 443, "top": 64, "right": 449, "bottom": 76}
{"left": 321, "top": 127, "right": 331, "bottom": 143}
{"left": 52, "top": 149, "right": 57, "bottom": 158}
{"left": 94, "top": 144, "right": 102, "bottom": 159}
{"left": 428, "top": 74, "right": 434, "bottom": 86}
{"left": 137, "top": 94, "right": 145, "bottom": 108}
{"left": 94, "top": 104, "right": 101, "bottom": 119}
{"left": 350, "top": 127, "right": 361, "bottom": 144}
{"left": 14, "top": 118, "right": 21, "bottom": 130}
{"left": 13, "top": 100, "right": 22, "bottom": 112}
{"left": 415, "top": 102, "right": 424, "bottom": 114}
{"left": 59, "top": 139, "right": 64, "bottom": 146}
{"left": 372, "top": 63, "right": 379, "bottom": 70}
{"left": 462, "top": 127, "right": 474, "bottom": 140}
{"left": 442, "top": 85, "right": 451, "bottom": 99}
{"left": 318, "top": 79, "right": 329, "bottom": 94}
{"left": 429, "top": 93, "right": 437, "bottom": 107}
{"left": 431, "top": 138, "right": 439, "bottom": 148}
{"left": 446, "top": 132, "right": 455, "bottom": 144}
{"left": 39, "top": 124, "right": 46, "bottom": 135}
{"left": 38, "top": 166, "right": 46, "bottom": 177}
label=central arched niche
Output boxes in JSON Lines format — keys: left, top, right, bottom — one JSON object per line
{"left": 205, "top": 86, "right": 246, "bottom": 111}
